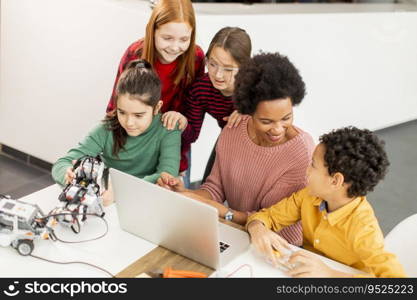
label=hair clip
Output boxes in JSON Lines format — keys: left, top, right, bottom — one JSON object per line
{"left": 130, "top": 59, "right": 152, "bottom": 70}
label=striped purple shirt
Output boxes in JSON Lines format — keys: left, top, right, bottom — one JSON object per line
{"left": 182, "top": 73, "right": 234, "bottom": 145}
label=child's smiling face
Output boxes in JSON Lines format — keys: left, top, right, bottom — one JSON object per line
{"left": 306, "top": 143, "right": 334, "bottom": 199}
{"left": 154, "top": 22, "right": 192, "bottom": 64}
{"left": 206, "top": 46, "right": 239, "bottom": 96}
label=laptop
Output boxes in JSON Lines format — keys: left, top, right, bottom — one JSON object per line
{"left": 109, "top": 168, "right": 250, "bottom": 269}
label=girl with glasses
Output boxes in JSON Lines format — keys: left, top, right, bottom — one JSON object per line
{"left": 181, "top": 27, "right": 252, "bottom": 183}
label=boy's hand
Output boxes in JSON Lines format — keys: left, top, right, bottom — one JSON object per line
{"left": 247, "top": 220, "right": 291, "bottom": 268}
{"left": 161, "top": 111, "right": 188, "bottom": 131}
{"left": 223, "top": 110, "right": 248, "bottom": 128}
{"left": 156, "top": 172, "right": 186, "bottom": 192}
{"left": 287, "top": 250, "right": 336, "bottom": 277}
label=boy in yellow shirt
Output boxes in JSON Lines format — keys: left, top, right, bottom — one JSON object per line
{"left": 247, "top": 127, "right": 405, "bottom": 277}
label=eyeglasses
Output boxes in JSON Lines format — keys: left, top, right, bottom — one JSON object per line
{"left": 205, "top": 58, "right": 239, "bottom": 79}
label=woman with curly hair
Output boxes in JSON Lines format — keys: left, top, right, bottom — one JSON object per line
{"left": 158, "top": 52, "right": 314, "bottom": 246}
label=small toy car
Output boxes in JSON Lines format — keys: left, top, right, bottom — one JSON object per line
{"left": 0, "top": 195, "right": 56, "bottom": 256}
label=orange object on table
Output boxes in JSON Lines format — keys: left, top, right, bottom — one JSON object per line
{"left": 162, "top": 267, "right": 207, "bottom": 278}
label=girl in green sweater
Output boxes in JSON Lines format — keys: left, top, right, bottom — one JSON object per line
{"left": 52, "top": 60, "right": 181, "bottom": 198}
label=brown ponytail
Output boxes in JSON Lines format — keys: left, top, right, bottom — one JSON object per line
{"left": 104, "top": 59, "right": 161, "bottom": 156}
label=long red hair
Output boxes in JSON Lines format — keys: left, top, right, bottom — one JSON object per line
{"left": 141, "top": 0, "right": 197, "bottom": 86}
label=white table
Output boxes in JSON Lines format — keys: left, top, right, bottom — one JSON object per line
{"left": 212, "top": 246, "right": 364, "bottom": 278}
{"left": 0, "top": 185, "right": 157, "bottom": 277}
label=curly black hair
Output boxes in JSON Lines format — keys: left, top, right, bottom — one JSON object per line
{"left": 234, "top": 52, "right": 306, "bottom": 115}
{"left": 319, "top": 127, "right": 390, "bottom": 198}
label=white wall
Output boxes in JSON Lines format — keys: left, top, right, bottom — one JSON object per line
{"left": 1, "top": 0, "right": 417, "bottom": 182}
{"left": 193, "top": 11, "right": 417, "bottom": 181}
{"left": 0, "top": 0, "right": 149, "bottom": 160}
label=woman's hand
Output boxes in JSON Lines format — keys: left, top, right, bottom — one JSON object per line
{"left": 247, "top": 220, "right": 291, "bottom": 268}
{"left": 287, "top": 250, "right": 339, "bottom": 278}
{"left": 156, "top": 172, "right": 186, "bottom": 192}
{"left": 161, "top": 111, "right": 188, "bottom": 131}
{"left": 182, "top": 192, "right": 228, "bottom": 216}
{"left": 223, "top": 110, "right": 248, "bottom": 128}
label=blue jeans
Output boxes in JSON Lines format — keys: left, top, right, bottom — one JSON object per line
{"left": 182, "top": 149, "right": 191, "bottom": 189}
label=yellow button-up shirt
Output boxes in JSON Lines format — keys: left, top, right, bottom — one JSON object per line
{"left": 247, "top": 188, "right": 405, "bottom": 277}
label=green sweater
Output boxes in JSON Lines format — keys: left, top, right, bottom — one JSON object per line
{"left": 52, "top": 114, "right": 181, "bottom": 185}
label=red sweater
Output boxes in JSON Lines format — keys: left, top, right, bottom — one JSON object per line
{"left": 200, "top": 117, "right": 315, "bottom": 245}
{"left": 107, "top": 39, "right": 205, "bottom": 171}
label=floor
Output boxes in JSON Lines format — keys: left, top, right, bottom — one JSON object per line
{"left": 0, "top": 154, "right": 55, "bottom": 199}
{"left": 366, "top": 119, "right": 417, "bottom": 235}
{"left": 1, "top": 119, "right": 416, "bottom": 235}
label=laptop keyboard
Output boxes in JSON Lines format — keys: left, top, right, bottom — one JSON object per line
{"left": 219, "top": 241, "right": 230, "bottom": 253}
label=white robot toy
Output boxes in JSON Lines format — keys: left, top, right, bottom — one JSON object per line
{"left": 52, "top": 155, "right": 107, "bottom": 233}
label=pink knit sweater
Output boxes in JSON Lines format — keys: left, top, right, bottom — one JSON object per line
{"left": 201, "top": 117, "right": 315, "bottom": 245}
